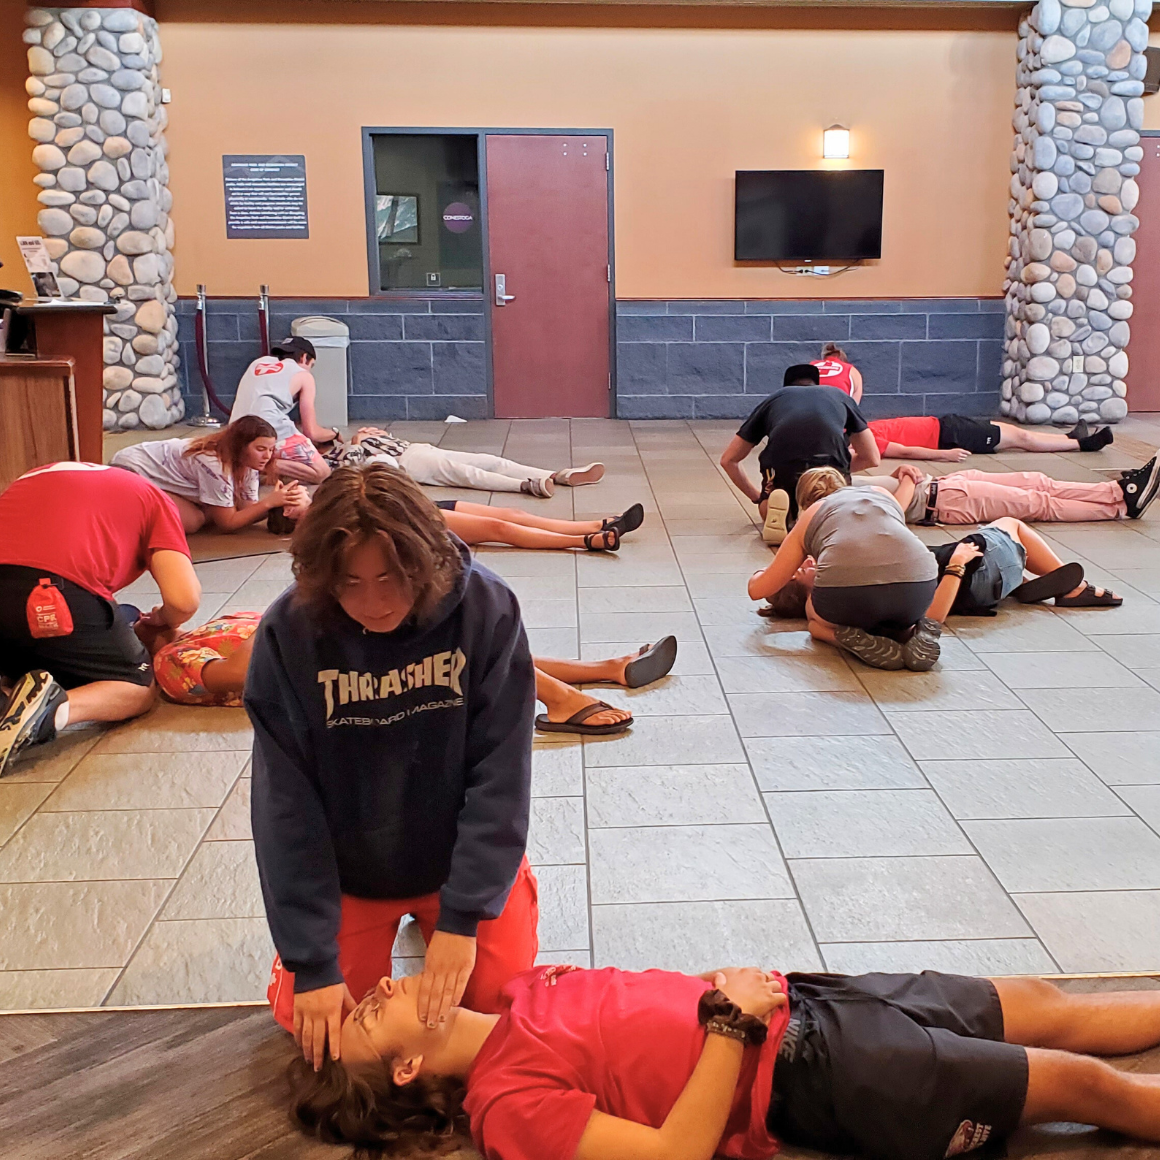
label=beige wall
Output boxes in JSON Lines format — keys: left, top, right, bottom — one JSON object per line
{"left": 1, "top": 0, "right": 40, "bottom": 293}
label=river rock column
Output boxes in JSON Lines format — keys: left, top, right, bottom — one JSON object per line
{"left": 1002, "top": 0, "right": 1151, "bottom": 426}
{"left": 25, "top": 6, "right": 182, "bottom": 431}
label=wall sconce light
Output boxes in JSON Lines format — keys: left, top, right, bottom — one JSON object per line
{"left": 823, "top": 124, "right": 850, "bottom": 160}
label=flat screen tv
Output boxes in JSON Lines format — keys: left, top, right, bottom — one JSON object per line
{"left": 735, "top": 169, "right": 884, "bottom": 262}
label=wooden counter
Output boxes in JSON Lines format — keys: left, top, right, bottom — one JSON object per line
{"left": 0, "top": 357, "right": 78, "bottom": 492}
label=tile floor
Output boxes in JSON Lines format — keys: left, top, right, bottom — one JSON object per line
{"left": 3, "top": 414, "right": 1160, "bottom": 1009}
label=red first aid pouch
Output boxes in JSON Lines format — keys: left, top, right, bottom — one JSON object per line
{"left": 27, "top": 577, "right": 74, "bottom": 639}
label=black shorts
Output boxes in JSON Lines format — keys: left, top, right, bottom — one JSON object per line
{"left": 768, "top": 972, "right": 1029, "bottom": 1160}
{"left": 434, "top": 500, "right": 459, "bottom": 511}
{"left": 811, "top": 578, "right": 939, "bottom": 635}
{"left": 938, "top": 415, "right": 1002, "bottom": 455}
{"left": 760, "top": 460, "right": 849, "bottom": 518}
{"left": 0, "top": 565, "right": 153, "bottom": 689}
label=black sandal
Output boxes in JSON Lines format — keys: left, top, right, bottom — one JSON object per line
{"left": 623, "top": 636, "right": 678, "bottom": 688}
{"left": 1011, "top": 562, "right": 1085, "bottom": 604}
{"left": 1054, "top": 583, "right": 1123, "bottom": 608}
{"left": 602, "top": 503, "right": 645, "bottom": 536}
{"left": 535, "top": 701, "right": 632, "bottom": 735}
{"left": 584, "top": 528, "right": 620, "bottom": 552}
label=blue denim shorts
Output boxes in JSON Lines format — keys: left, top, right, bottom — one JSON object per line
{"left": 970, "top": 526, "right": 1028, "bottom": 604}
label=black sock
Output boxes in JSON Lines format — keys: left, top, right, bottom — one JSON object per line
{"left": 1078, "top": 427, "right": 1113, "bottom": 452}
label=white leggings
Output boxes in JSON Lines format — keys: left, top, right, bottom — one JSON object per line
{"left": 397, "top": 443, "right": 554, "bottom": 494}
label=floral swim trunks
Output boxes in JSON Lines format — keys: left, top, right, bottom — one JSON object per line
{"left": 153, "top": 611, "right": 261, "bottom": 707}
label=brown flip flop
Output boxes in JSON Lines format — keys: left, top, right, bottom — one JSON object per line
{"left": 535, "top": 701, "right": 632, "bottom": 735}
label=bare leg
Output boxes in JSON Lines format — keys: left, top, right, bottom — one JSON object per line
{"left": 165, "top": 492, "right": 206, "bottom": 534}
{"left": 63, "top": 680, "right": 156, "bottom": 725}
{"left": 994, "top": 422, "right": 1081, "bottom": 453}
{"left": 987, "top": 518, "right": 1118, "bottom": 601}
{"left": 454, "top": 502, "right": 604, "bottom": 536}
{"left": 805, "top": 599, "right": 839, "bottom": 645}
{"left": 442, "top": 511, "right": 606, "bottom": 550}
{"left": 535, "top": 651, "right": 643, "bottom": 686}
{"left": 535, "top": 667, "right": 631, "bottom": 727}
{"left": 199, "top": 636, "right": 256, "bottom": 699}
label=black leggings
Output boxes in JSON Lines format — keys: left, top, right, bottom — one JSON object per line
{"left": 811, "top": 579, "right": 938, "bottom": 635}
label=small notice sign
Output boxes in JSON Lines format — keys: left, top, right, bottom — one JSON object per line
{"left": 222, "top": 154, "right": 309, "bottom": 240}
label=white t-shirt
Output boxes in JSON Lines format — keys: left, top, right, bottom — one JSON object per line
{"left": 230, "top": 356, "right": 300, "bottom": 441}
{"left": 112, "top": 439, "right": 259, "bottom": 508}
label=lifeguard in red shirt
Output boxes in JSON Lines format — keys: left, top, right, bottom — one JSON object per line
{"left": 811, "top": 343, "right": 863, "bottom": 403}
{"left": 288, "top": 961, "right": 1160, "bottom": 1160}
{"left": 869, "top": 414, "right": 1114, "bottom": 461}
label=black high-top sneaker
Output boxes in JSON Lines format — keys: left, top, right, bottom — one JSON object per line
{"left": 1119, "top": 456, "right": 1160, "bottom": 519}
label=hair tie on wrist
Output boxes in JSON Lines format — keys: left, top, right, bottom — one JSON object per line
{"left": 697, "top": 989, "right": 768, "bottom": 1047}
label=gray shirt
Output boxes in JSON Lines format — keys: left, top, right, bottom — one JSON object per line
{"left": 802, "top": 488, "right": 939, "bottom": 588}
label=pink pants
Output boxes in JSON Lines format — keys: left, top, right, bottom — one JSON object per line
{"left": 935, "top": 470, "right": 1127, "bottom": 524}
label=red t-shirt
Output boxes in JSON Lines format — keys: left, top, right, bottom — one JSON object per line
{"left": 868, "top": 416, "right": 941, "bottom": 457}
{"left": 0, "top": 462, "right": 189, "bottom": 599}
{"left": 465, "top": 966, "right": 790, "bottom": 1160}
{"left": 811, "top": 358, "right": 856, "bottom": 396}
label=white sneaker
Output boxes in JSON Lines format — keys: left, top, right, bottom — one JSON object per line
{"left": 762, "top": 490, "right": 790, "bottom": 545}
{"left": 521, "top": 477, "right": 555, "bottom": 498}
{"left": 554, "top": 463, "right": 605, "bottom": 487}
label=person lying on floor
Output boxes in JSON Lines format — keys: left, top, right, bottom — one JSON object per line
{"left": 869, "top": 413, "right": 1113, "bottom": 462}
{"left": 0, "top": 462, "right": 201, "bottom": 777}
{"left": 860, "top": 455, "right": 1160, "bottom": 525}
{"left": 326, "top": 427, "right": 604, "bottom": 499}
{"left": 746, "top": 467, "right": 942, "bottom": 672}
{"left": 111, "top": 415, "right": 304, "bottom": 534}
{"left": 289, "top": 961, "right": 1160, "bottom": 1160}
{"left": 282, "top": 485, "right": 644, "bottom": 553}
{"left": 141, "top": 609, "right": 677, "bottom": 737}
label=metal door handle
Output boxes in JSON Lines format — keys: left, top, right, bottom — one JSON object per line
{"left": 495, "top": 274, "right": 516, "bottom": 306}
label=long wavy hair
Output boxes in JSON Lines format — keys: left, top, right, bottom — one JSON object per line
{"left": 184, "top": 414, "right": 276, "bottom": 506}
{"left": 290, "top": 464, "right": 462, "bottom": 623}
{"left": 288, "top": 1054, "right": 471, "bottom": 1158}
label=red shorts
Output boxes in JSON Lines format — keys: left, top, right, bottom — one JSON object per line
{"left": 268, "top": 857, "right": 539, "bottom": 1030}
{"left": 275, "top": 432, "right": 318, "bottom": 465}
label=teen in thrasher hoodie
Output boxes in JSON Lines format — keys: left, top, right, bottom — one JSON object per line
{"left": 247, "top": 464, "right": 538, "bottom": 1073}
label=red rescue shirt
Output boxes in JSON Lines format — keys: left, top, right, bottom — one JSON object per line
{"left": 0, "top": 462, "right": 189, "bottom": 599}
{"left": 868, "top": 416, "right": 941, "bottom": 457}
{"left": 811, "top": 358, "right": 856, "bottom": 396}
{"left": 465, "top": 966, "right": 790, "bottom": 1160}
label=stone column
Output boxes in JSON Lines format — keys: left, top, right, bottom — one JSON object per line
{"left": 1002, "top": 0, "right": 1152, "bottom": 426}
{"left": 24, "top": 5, "right": 182, "bottom": 431}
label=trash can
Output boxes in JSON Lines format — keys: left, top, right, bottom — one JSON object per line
{"left": 291, "top": 316, "right": 349, "bottom": 430}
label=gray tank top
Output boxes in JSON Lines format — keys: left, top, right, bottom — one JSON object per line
{"left": 802, "top": 488, "right": 938, "bottom": 589}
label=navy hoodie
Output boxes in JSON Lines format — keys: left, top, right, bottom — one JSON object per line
{"left": 247, "top": 538, "right": 535, "bottom": 993}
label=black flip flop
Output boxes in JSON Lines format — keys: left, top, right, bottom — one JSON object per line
{"left": 623, "top": 636, "right": 678, "bottom": 688}
{"left": 535, "top": 701, "right": 632, "bottom": 735}
{"left": 1011, "top": 562, "right": 1085, "bottom": 604}
{"left": 603, "top": 503, "right": 645, "bottom": 536}
{"left": 1055, "top": 583, "right": 1123, "bottom": 608}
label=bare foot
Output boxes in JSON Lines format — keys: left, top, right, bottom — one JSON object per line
{"left": 1064, "top": 583, "right": 1119, "bottom": 600}
{"left": 544, "top": 685, "right": 631, "bottom": 727}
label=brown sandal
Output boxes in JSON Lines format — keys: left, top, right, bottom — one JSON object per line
{"left": 535, "top": 701, "right": 632, "bottom": 735}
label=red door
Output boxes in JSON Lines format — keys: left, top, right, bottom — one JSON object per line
{"left": 486, "top": 134, "right": 611, "bottom": 418}
{"left": 1127, "top": 136, "right": 1160, "bottom": 411}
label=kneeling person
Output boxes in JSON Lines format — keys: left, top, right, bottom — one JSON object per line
{"left": 248, "top": 464, "right": 538, "bottom": 1071}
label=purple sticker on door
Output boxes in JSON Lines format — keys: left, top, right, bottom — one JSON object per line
{"left": 442, "top": 202, "right": 474, "bottom": 233}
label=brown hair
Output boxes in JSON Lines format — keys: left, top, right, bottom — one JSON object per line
{"left": 760, "top": 579, "right": 809, "bottom": 620}
{"left": 290, "top": 464, "right": 461, "bottom": 622}
{"left": 184, "top": 414, "right": 276, "bottom": 506}
{"left": 820, "top": 343, "right": 850, "bottom": 362}
{"left": 796, "top": 466, "right": 848, "bottom": 512}
{"left": 289, "top": 1054, "right": 470, "bottom": 1158}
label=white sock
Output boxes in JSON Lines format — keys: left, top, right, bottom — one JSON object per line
{"left": 54, "top": 701, "right": 70, "bottom": 731}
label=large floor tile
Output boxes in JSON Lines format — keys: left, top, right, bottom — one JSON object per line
{"left": 1053, "top": 599, "right": 1160, "bottom": 636}
{"left": 1096, "top": 634, "right": 1160, "bottom": 669}
{"left": 586, "top": 764, "right": 764, "bottom": 827}
{"left": 520, "top": 598, "right": 578, "bottom": 630}
{"left": 0, "top": 968, "right": 121, "bottom": 1009}
{"left": 595, "top": 675, "right": 729, "bottom": 716}
{"left": 592, "top": 899, "right": 822, "bottom": 972}
{"left": 2, "top": 726, "right": 101, "bottom": 784}
{"left": 526, "top": 626, "right": 578, "bottom": 658}
{"left": 1016, "top": 891, "right": 1160, "bottom": 972}
{"left": 950, "top": 607, "right": 1100, "bottom": 654}
{"left": 531, "top": 741, "right": 583, "bottom": 797}
{"left": 745, "top": 735, "right": 926, "bottom": 791}
{"left": 579, "top": 611, "right": 702, "bottom": 643}
{"left": 93, "top": 702, "right": 252, "bottom": 754}
{"left": 534, "top": 864, "right": 589, "bottom": 951}
{"left": 1060, "top": 731, "right": 1160, "bottom": 784}
{"left": 729, "top": 690, "right": 890, "bottom": 738}
{"left": 42, "top": 750, "right": 246, "bottom": 812}
{"left": 0, "top": 880, "right": 170, "bottom": 970}
{"left": 1116, "top": 784, "right": 1160, "bottom": 832}
{"left": 528, "top": 798, "right": 586, "bottom": 865}
{"left": 715, "top": 654, "right": 860, "bottom": 694}
{"left": 791, "top": 856, "right": 1031, "bottom": 942}
{"left": 855, "top": 669, "right": 1024, "bottom": 712}
{"left": 589, "top": 824, "right": 792, "bottom": 904}
{"left": 578, "top": 586, "right": 693, "bottom": 615}
{"left": 205, "top": 776, "right": 253, "bottom": 841}
{"left": 161, "top": 840, "right": 264, "bottom": 920}
{"left": 1018, "top": 687, "right": 1160, "bottom": 733}
{"left": 580, "top": 639, "right": 714, "bottom": 675}
{"left": 0, "top": 808, "right": 215, "bottom": 882}
{"left": 921, "top": 759, "right": 1130, "bottom": 820}
{"left": 702, "top": 623, "right": 831, "bottom": 658}
{"left": 0, "top": 783, "right": 52, "bottom": 847}
{"left": 107, "top": 916, "right": 275, "bottom": 1005}
{"left": 964, "top": 817, "right": 1160, "bottom": 892}
{"left": 582, "top": 714, "right": 746, "bottom": 767}
{"left": 821, "top": 938, "right": 1057, "bottom": 977}
{"left": 765, "top": 789, "right": 970, "bottom": 858}
{"left": 980, "top": 650, "right": 1143, "bottom": 690}
{"left": 888, "top": 710, "right": 1071, "bottom": 761}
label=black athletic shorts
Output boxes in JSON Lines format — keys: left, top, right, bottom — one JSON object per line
{"left": 0, "top": 565, "right": 153, "bottom": 689}
{"left": 760, "top": 460, "right": 849, "bottom": 518}
{"left": 810, "top": 579, "right": 939, "bottom": 635}
{"left": 767, "top": 972, "right": 1028, "bottom": 1160}
{"left": 434, "top": 500, "right": 459, "bottom": 511}
{"left": 938, "top": 415, "right": 1002, "bottom": 455}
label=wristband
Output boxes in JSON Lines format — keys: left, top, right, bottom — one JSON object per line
{"left": 944, "top": 564, "right": 966, "bottom": 578}
{"left": 697, "top": 989, "right": 768, "bottom": 1046}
